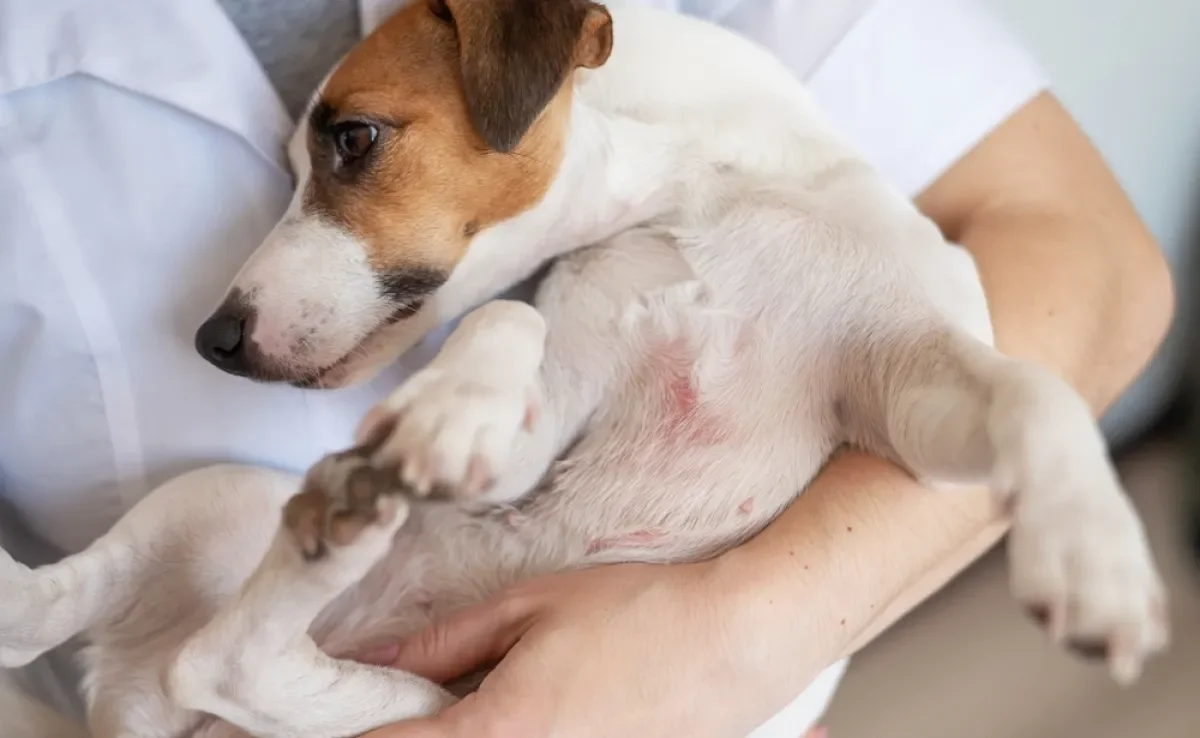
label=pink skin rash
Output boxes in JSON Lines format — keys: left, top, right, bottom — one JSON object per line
{"left": 586, "top": 529, "right": 667, "bottom": 554}
{"left": 660, "top": 369, "right": 728, "bottom": 446}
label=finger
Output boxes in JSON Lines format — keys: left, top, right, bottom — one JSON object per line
{"left": 390, "top": 598, "right": 533, "bottom": 683}
{"left": 352, "top": 641, "right": 402, "bottom": 666}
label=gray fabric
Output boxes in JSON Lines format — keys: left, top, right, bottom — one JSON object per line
{"left": 216, "top": 0, "right": 362, "bottom": 118}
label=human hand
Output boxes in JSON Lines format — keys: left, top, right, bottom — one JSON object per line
{"left": 357, "top": 561, "right": 832, "bottom": 738}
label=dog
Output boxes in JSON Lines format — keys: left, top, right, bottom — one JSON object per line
{"left": 0, "top": 1, "right": 1169, "bottom": 737}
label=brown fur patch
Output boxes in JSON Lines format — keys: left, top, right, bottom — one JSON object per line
{"left": 452, "top": 0, "right": 613, "bottom": 151}
{"left": 303, "top": 0, "right": 613, "bottom": 279}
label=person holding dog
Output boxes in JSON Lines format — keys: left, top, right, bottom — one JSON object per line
{"left": 0, "top": 1, "right": 1172, "bottom": 737}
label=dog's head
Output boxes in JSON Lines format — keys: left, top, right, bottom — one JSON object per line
{"left": 195, "top": 0, "right": 613, "bottom": 388}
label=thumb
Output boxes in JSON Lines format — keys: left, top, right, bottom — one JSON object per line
{"left": 389, "top": 597, "right": 533, "bottom": 684}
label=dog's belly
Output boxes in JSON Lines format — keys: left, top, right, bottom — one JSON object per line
{"left": 311, "top": 341, "right": 839, "bottom": 664}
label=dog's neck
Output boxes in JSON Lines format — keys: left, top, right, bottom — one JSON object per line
{"left": 391, "top": 4, "right": 844, "bottom": 361}
{"left": 441, "top": 106, "right": 679, "bottom": 305}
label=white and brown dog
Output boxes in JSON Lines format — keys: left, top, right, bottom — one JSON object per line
{"left": 0, "top": 1, "right": 1169, "bottom": 737}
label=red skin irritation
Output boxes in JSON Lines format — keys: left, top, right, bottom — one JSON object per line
{"left": 667, "top": 371, "right": 700, "bottom": 417}
{"left": 586, "top": 529, "right": 666, "bottom": 554}
{"left": 655, "top": 340, "right": 728, "bottom": 446}
{"left": 585, "top": 342, "right": 740, "bottom": 555}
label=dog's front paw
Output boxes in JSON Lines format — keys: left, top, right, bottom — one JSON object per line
{"left": 284, "top": 454, "right": 411, "bottom": 563}
{"left": 1007, "top": 461, "right": 1169, "bottom": 684}
{"left": 359, "top": 365, "right": 540, "bottom": 501}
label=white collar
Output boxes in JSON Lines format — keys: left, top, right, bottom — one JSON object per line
{"left": 0, "top": 0, "right": 293, "bottom": 170}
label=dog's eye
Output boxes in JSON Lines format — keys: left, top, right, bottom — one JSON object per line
{"left": 428, "top": 0, "right": 454, "bottom": 24}
{"left": 333, "top": 123, "right": 378, "bottom": 164}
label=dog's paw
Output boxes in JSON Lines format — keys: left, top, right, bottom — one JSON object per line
{"left": 1007, "top": 465, "right": 1169, "bottom": 684}
{"left": 359, "top": 365, "right": 540, "bottom": 501}
{"left": 283, "top": 454, "right": 410, "bottom": 564}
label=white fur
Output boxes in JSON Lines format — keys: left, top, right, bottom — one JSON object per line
{"left": 226, "top": 200, "right": 394, "bottom": 372}
{"left": 0, "top": 5, "right": 1167, "bottom": 738}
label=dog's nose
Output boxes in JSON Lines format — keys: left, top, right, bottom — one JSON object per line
{"left": 195, "top": 303, "right": 255, "bottom": 376}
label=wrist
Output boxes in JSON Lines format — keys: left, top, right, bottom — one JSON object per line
{"left": 697, "top": 544, "right": 849, "bottom": 680}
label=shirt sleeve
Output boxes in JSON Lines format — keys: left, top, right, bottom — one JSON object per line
{"left": 805, "top": 0, "right": 1050, "bottom": 196}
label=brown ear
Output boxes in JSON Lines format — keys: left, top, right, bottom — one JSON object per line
{"left": 449, "top": 0, "right": 614, "bottom": 152}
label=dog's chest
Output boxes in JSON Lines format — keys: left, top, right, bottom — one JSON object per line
{"left": 636, "top": 333, "right": 738, "bottom": 448}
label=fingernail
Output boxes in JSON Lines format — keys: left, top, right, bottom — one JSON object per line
{"left": 807, "top": 727, "right": 828, "bottom": 738}
{"left": 351, "top": 642, "right": 401, "bottom": 666}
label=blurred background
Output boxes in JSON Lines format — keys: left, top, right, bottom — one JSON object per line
{"left": 825, "top": 1, "right": 1200, "bottom": 735}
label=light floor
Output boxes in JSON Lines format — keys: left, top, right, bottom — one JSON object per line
{"left": 823, "top": 441, "right": 1200, "bottom": 738}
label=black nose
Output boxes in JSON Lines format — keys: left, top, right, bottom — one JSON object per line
{"left": 195, "top": 303, "right": 255, "bottom": 376}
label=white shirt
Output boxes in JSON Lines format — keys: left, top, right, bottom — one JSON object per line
{"left": 0, "top": 0, "right": 1047, "bottom": 732}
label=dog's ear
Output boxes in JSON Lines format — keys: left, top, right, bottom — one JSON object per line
{"left": 442, "top": 0, "right": 613, "bottom": 153}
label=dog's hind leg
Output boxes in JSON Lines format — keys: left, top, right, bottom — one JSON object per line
{"left": 838, "top": 314, "right": 1169, "bottom": 684}
{"left": 0, "top": 465, "right": 296, "bottom": 670}
{"left": 165, "top": 456, "right": 453, "bottom": 738}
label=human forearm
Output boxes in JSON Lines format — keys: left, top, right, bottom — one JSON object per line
{"left": 711, "top": 450, "right": 1001, "bottom": 674}
{"left": 841, "top": 496, "right": 1008, "bottom": 655}
{"left": 714, "top": 210, "right": 1162, "bottom": 672}
{"left": 711, "top": 93, "right": 1174, "bottom": 672}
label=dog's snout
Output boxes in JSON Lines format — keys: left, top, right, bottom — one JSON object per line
{"left": 196, "top": 301, "right": 255, "bottom": 376}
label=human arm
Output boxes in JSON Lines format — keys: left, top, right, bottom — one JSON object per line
{"left": 361, "top": 90, "right": 1173, "bottom": 738}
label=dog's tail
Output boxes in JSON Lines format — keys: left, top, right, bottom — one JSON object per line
{"left": 0, "top": 671, "right": 88, "bottom": 738}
